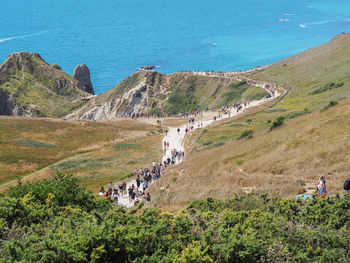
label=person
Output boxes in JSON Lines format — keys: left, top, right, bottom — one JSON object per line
{"left": 108, "top": 181, "right": 113, "bottom": 192}
{"left": 146, "top": 193, "right": 151, "bottom": 203}
{"left": 128, "top": 186, "right": 133, "bottom": 202}
{"left": 167, "top": 142, "right": 169, "bottom": 149}
{"left": 165, "top": 130, "right": 168, "bottom": 136}
{"left": 112, "top": 189, "right": 118, "bottom": 204}
{"left": 344, "top": 178, "right": 350, "bottom": 193}
{"left": 317, "top": 176, "right": 326, "bottom": 198}
{"left": 153, "top": 161, "right": 156, "bottom": 167}
{"left": 99, "top": 187, "right": 105, "bottom": 197}
{"left": 136, "top": 176, "right": 141, "bottom": 188}
{"left": 177, "top": 128, "right": 180, "bottom": 135}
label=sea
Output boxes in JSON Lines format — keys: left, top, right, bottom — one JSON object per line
{"left": 1, "top": 0, "right": 350, "bottom": 94}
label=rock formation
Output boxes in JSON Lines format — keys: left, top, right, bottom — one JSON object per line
{"left": 73, "top": 64, "right": 94, "bottom": 95}
{"left": 79, "top": 82, "right": 148, "bottom": 120}
{"left": 0, "top": 52, "right": 90, "bottom": 117}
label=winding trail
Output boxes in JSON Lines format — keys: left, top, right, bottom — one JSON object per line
{"left": 118, "top": 80, "right": 282, "bottom": 208}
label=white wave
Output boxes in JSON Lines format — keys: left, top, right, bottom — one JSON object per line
{"left": 211, "top": 42, "right": 217, "bottom": 45}
{"left": 283, "top": 13, "right": 295, "bottom": 16}
{"left": 279, "top": 18, "right": 290, "bottom": 22}
{"left": 300, "top": 19, "right": 349, "bottom": 28}
{"left": 299, "top": 24, "right": 306, "bottom": 28}
{"left": 0, "top": 31, "right": 47, "bottom": 43}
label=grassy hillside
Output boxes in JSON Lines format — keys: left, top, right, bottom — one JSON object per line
{"left": 0, "top": 117, "right": 163, "bottom": 191}
{"left": 78, "top": 71, "right": 269, "bottom": 118}
{"left": 247, "top": 33, "right": 350, "bottom": 111}
{"left": 0, "top": 52, "right": 88, "bottom": 117}
{"left": 149, "top": 34, "right": 350, "bottom": 208}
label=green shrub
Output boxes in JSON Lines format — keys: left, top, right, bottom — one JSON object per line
{"left": 149, "top": 107, "right": 163, "bottom": 116}
{"left": 220, "top": 82, "right": 250, "bottom": 106}
{"left": 165, "top": 92, "right": 199, "bottom": 115}
{"left": 296, "top": 179, "right": 306, "bottom": 186}
{"left": 1, "top": 176, "right": 350, "bottom": 262}
{"left": 213, "top": 142, "right": 225, "bottom": 147}
{"left": 238, "top": 130, "right": 254, "bottom": 139}
{"left": 270, "top": 116, "right": 285, "bottom": 131}
{"left": 322, "top": 100, "right": 338, "bottom": 111}
{"left": 284, "top": 108, "right": 311, "bottom": 119}
{"left": 309, "top": 82, "right": 344, "bottom": 95}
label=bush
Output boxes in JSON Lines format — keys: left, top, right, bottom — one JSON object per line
{"left": 296, "top": 179, "right": 306, "bottom": 186}
{"left": 309, "top": 82, "right": 344, "bottom": 95}
{"left": 270, "top": 116, "right": 285, "bottom": 131}
{"left": 8, "top": 173, "right": 109, "bottom": 212}
{"left": 201, "top": 141, "right": 212, "bottom": 146}
{"left": 322, "top": 100, "right": 338, "bottom": 111}
{"left": 1, "top": 176, "right": 350, "bottom": 262}
{"left": 238, "top": 130, "right": 253, "bottom": 139}
{"left": 284, "top": 108, "right": 311, "bottom": 119}
{"left": 149, "top": 107, "right": 163, "bottom": 116}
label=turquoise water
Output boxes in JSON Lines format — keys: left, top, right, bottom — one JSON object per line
{"left": 1, "top": 0, "right": 350, "bottom": 94}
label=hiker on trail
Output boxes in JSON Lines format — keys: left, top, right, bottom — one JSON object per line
{"left": 128, "top": 186, "right": 133, "bottom": 202}
{"left": 146, "top": 193, "right": 151, "bottom": 203}
{"left": 136, "top": 176, "right": 141, "bottom": 188}
{"left": 167, "top": 142, "right": 169, "bottom": 149}
{"left": 165, "top": 130, "right": 168, "bottom": 136}
{"left": 317, "top": 176, "right": 326, "bottom": 198}
{"left": 153, "top": 161, "right": 156, "bottom": 167}
{"left": 122, "top": 181, "right": 127, "bottom": 195}
{"left": 344, "top": 178, "right": 350, "bottom": 193}
{"left": 177, "top": 128, "right": 180, "bottom": 135}
{"left": 99, "top": 187, "right": 105, "bottom": 197}
{"left": 164, "top": 141, "right": 166, "bottom": 150}
{"left": 112, "top": 189, "right": 118, "bottom": 204}
{"left": 108, "top": 182, "right": 113, "bottom": 192}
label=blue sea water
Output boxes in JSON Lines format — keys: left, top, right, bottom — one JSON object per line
{"left": 1, "top": 0, "right": 350, "bottom": 94}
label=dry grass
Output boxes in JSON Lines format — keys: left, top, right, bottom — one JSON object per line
{"left": 149, "top": 96, "right": 350, "bottom": 210}
{"left": 0, "top": 117, "right": 162, "bottom": 191}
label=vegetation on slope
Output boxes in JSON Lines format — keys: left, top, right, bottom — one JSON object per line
{"left": 85, "top": 71, "right": 269, "bottom": 118}
{"left": 0, "top": 117, "right": 162, "bottom": 191}
{"left": 150, "top": 35, "right": 350, "bottom": 207}
{"left": 1, "top": 175, "right": 349, "bottom": 262}
{"left": 0, "top": 52, "right": 90, "bottom": 117}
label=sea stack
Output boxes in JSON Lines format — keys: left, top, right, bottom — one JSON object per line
{"left": 73, "top": 63, "right": 94, "bottom": 95}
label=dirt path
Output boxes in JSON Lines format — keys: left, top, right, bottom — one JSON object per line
{"left": 118, "top": 83, "right": 282, "bottom": 208}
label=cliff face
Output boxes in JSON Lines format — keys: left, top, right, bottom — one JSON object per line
{"left": 0, "top": 88, "right": 28, "bottom": 116}
{"left": 73, "top": 63, "right": 94, "bottom": 94}
{"left": 0, "top": 52, "right": 92, "bottom": 117}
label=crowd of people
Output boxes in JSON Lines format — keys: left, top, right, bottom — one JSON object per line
{"left": 98, "top": 146, "right": 185, "bottom": 207}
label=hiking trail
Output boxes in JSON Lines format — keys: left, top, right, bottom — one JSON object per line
{"left": 118, "top": 80, "right": 282, "bottom": 208}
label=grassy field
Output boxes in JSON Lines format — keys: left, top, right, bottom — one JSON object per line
{"left": 0, "top": 117, "right": 162, "bottom": 192}
{"left": 148, "top": 34, "right": 350, "bottom": 209}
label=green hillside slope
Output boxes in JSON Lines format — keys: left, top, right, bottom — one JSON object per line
{"left": 0, "top": 52, "right": 89, "bottom": 117}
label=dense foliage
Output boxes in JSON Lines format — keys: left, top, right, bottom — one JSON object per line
{"left": 1, "top": 175, "right": 349, "bottom": 262}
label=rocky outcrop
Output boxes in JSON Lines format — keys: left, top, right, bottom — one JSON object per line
{"left": 0, "top": 88, "right": 38, "bottom": 116}
{"left": 0, "top": 52, "right": 90, "bottom": 118}
{"left": 79, "top": 82, "right": 148, "bottom": 120}
{"left": 73, "top": 64, "right": 94, "bottom": 95}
